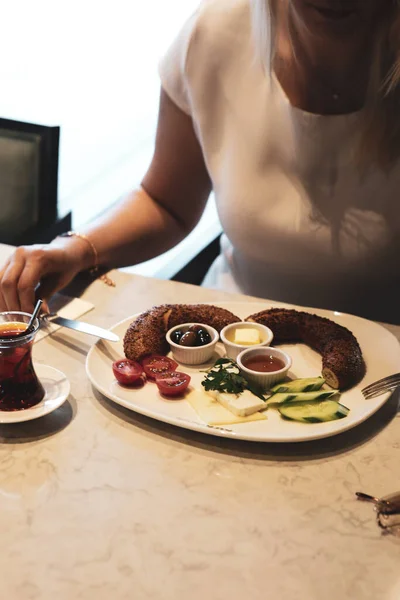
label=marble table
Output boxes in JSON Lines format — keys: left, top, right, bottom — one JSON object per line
{"left": 0, "top": 244, "right": 399, "bottom": 600}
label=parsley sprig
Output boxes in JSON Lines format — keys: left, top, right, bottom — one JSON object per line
{"left": 201, "top": 358, "right": 266, "bottom": 401}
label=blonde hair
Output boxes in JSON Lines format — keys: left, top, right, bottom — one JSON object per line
{"left": 251, "top": 0, "right": 400, "bottom": 169}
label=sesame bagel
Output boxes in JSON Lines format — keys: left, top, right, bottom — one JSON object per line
{"left": 123, "top": 304, "right": 240, "bottom": 363}
{"left": 246, "top": 308, "right": 364, "bottom": 389}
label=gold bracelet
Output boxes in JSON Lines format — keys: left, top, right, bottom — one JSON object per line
{"left": 57, "top": 231, "right": 116, "bottom": 287}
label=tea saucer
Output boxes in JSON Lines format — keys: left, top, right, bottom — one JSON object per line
{"left": 0, "top": 364, "right": 70, "bottom": 424}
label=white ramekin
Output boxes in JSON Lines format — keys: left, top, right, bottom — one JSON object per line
{"left": 166, "top": 323, "right": 219, "bottom": 365}
{"left": 237, "top": 347, "right": 292, "bottom": 392}
{"left": 220, "top": 322, "right": 274, "bottom": 361}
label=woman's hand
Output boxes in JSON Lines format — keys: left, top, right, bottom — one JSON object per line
{"left": 0, "top": 238, "right": 93, "bottom": 312}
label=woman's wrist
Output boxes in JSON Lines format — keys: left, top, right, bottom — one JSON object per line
{"left": 51, "top": 232, "right": 116, "bottom": 287}
{"left": 57, "top": 232, "right": 100, "bottom": 272}
{"left": 51, "top": 232, "right": 96, "bottom": 272}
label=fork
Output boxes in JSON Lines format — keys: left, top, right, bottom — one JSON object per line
{"left": 361, "top": 373, "right": 400, "bottom": 399}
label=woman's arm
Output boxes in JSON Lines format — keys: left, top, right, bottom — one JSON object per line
{"left": 0, "top": 89, "right": 212, "bottom": 311}
{"left": 81, "top": 89, "right": 212, "bottom": 268}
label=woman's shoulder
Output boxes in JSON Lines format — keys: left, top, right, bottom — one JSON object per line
{"left": 196, "top": 0, "right": 250, "bottom": 19}
{"left": 193, "top": 0, "right": 252, "bottom": 42}
{"left": 159, "top": 0, "right": 255, "bottom": 115}
{"left": 185, "top": 0, "right": 254, "bottom": 79}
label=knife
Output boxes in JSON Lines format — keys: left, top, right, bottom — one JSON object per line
{"left": 43, "top": 313, "right": 120, "bottom": 342}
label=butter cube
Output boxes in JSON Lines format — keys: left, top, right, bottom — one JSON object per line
{"left": 234, "top": 328, "right": 261, "bottom": 345}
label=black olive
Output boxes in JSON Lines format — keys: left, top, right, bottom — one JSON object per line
{"left": 179, "top": 331, "right": 197, "bottom": 347}
{"left": 171, "top": 330, "right": 184, "bottom": 344}
{"left": 188, "top": 324, "right": 203, "bottom": 334}
{"left": 196, "top": 329, "right": 212, "bottom": 346}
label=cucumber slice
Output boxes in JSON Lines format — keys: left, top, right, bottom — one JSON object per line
{"left": 279, "top": 400, "right": 350, "bottom": 423}
{"left": 265, "top": 390, "right": 339, "bottom": 406}
{"left": 270, "top": 377, "right": 326, "bottom": 394}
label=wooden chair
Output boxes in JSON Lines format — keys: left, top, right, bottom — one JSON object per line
{"left": 0, "top": 118, "right": 71, "bottom": 246}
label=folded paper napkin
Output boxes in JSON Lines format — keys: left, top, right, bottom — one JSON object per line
{"left": 35, "top": 295, "right": 94, "bottom": 343}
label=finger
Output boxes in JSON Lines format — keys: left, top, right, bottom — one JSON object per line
{"left": 39, "top": 299, "right": 51, "bottom": 315}
{"left": 17, "top": 267, "right": 39, "bottom": 314}
{"left": 36, "top": 271, "right": 75, "bottom": 303}
{"left": 1, "top": 252, "right": 26, "bottom": 311}
{"left": 0, "top": 259, "right": 11, "bottom": 311}
{"left": 15, "top": 254, "right": 53, "bottom": 313}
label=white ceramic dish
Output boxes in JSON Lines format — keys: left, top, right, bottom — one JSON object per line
{"left": 220, "top": 321, "right": 274, "bottom": 360}
{"left": 166, "top": 322, "right": 219, "bottom": 365}
{"left": 0, "top": 364, "right": 70, "bottom": 424}
{"left": 86, "top": 301, "right": 400, "bottom": 443}
{"left": 237, "top": 346, "right": 292, "bottom": 392}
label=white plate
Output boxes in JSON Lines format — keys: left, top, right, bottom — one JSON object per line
{"left": 0, "top": 364, "right": 70, "bottom": 424}
{"left": 85, "top": 301, "right": 400, "bottom": 443}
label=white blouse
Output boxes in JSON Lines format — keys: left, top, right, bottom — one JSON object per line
{"left": 159, "top": 0, "right": 400, "bottom": 322}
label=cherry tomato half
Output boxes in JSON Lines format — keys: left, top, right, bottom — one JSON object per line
{"left": 112, "top": 359, "right": 146, "bottom": 387}
{"left": 155, "top": 371, "right": 191, "bottom": 397}
{"left": 142, "top": 355, "right": 178, "bottom": 380}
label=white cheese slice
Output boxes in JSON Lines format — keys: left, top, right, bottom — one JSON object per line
{"left": 214, "top": 389, "right": 266, "bottom": 417}
{"left": 234, "top": 328, "right": 261, "bottom": 345}
{"left": 187, "top": 390, "right": 267, "bottom": 426}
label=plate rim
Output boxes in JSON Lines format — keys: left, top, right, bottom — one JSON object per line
{"left": 86, "top": 301, "right": 399, "bottom": 443}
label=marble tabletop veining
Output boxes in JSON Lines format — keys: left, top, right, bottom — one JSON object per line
{"left": 0, "top": 245, "right": 399, "bottom": 600}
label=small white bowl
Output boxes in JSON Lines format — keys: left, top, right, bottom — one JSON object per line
{"left": 237, "top": 347, "right": 292, "bottom": 392}
{"left": 166, "top": 323, "right": 219, "bottom": 365}
{"left": 220, "top": 322, "right": 274, "bottom": 361}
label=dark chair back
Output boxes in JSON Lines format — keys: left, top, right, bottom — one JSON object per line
{"left": 172, "top": 235, "right": 221, "bottom": 285}
{"left": 0, "top": 118, "right": 71, "bottom": 245}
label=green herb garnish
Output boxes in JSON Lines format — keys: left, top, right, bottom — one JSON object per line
{"left": 201, "top": 358, "right": 266, "bottom": 401}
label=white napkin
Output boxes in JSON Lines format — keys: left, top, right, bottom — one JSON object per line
{"left": 35, "top": 295, "right": 94, "bottom": 343}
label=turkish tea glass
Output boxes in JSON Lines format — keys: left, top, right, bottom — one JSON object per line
{"left": 0, "top": 311, "right": 45, "bottom": 411}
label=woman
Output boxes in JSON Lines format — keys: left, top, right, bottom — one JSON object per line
{"left": 1, "top": 0, "right": 400, "bottom": 322}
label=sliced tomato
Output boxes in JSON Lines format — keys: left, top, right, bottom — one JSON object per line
{"left": 155, "top": 371, "right": 191, "bottom": 397}
{"left": 112, "top": 359, "right": 146, "bottom": 387}
{"left": 142, "top": 355, "right": 178, "bottom": 380}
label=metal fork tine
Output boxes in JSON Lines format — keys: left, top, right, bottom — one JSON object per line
{"left": 362, "top": 373, "right": 400, "bottom": 393}
{"left": 363, "top": 380, "right": 400, "bottom": 396}
{"left": 363, "top": 384, "right": 400, "bottom": 399}
{"left": 363, "top": 388, "right": 398, "bottom": 400}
